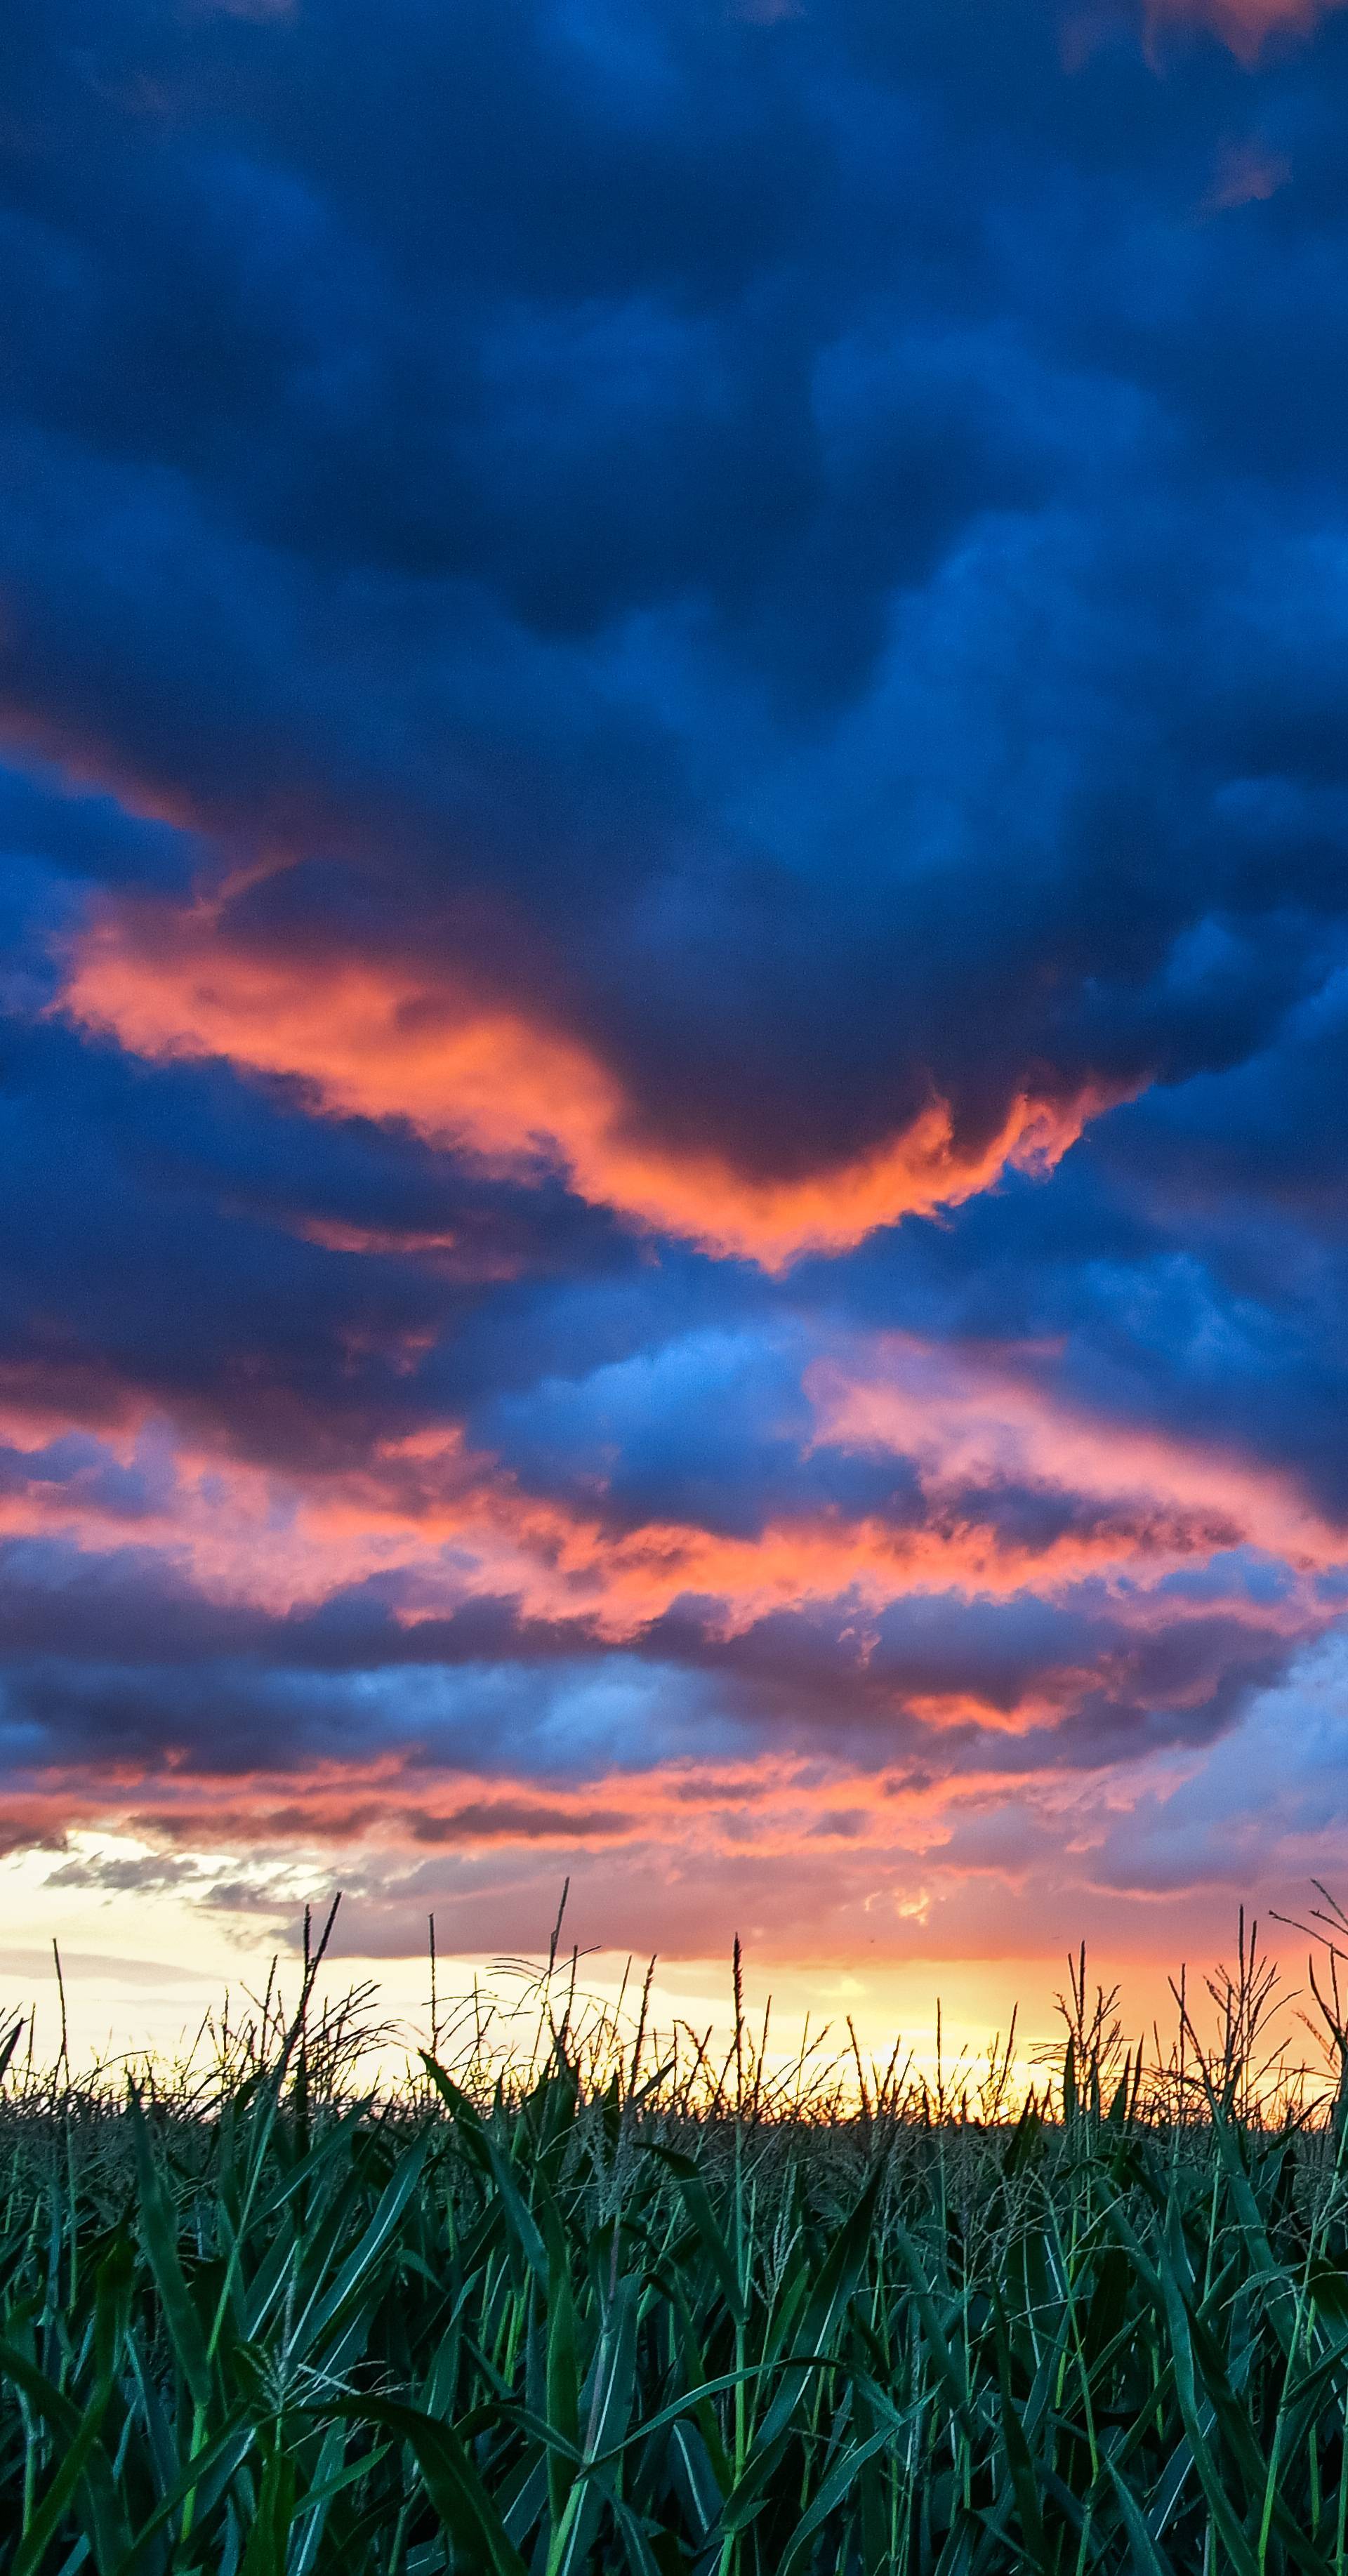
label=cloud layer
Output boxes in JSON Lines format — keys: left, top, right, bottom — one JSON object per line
{"left": 5, "top": 0, "right": 1348, "bottom": 1965}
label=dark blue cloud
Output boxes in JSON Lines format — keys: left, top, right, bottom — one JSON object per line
{"left": 6, "top": 0, "right": 1348, "bottom": 1182}
{"left": 0, "top": 999, "right": 632, "bottom": 1460}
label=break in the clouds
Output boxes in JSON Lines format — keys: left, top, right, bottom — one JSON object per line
{"left": 5, "top": 0, "right": 1348, "bottom": 1966}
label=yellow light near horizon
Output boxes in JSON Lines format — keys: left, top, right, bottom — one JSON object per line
{"left": 1, "top": 1837, "right": 1330, "bottom": 2108}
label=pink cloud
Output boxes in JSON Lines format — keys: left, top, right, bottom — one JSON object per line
{"left": 1203, "top": 139, "right": 1293, "bottom": 211}
{"left": 1144, "top": 0, "right": 1342, "bottom": 58}
{"left": 808, "top": 1330, "right": 1343, "bottom": 1578}
{"left": 1063, "top": 0, "right": 1340, "bottom": 64}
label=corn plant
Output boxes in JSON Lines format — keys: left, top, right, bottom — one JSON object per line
{"left": 6, "top": 1912, "right": 1348, "bottom": 2573}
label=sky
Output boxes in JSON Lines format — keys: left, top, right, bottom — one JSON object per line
{"left": 5, "top": 0, "right": 1348, "bottom": 2056}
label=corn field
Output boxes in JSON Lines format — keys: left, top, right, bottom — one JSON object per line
{"left": 8, "top": 1905, "right": 1348, "bottom": 2574}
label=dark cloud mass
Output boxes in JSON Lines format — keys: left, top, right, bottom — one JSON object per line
{"left": 3, "top": 0, "right": 1348, "bottom": 1960}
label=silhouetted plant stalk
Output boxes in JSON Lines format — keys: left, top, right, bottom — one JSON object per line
{"left": 7, "top": 1905, "right": 1348, "bottom": 2570}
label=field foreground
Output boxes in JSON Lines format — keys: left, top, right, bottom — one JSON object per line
{"left": 5, "top": 1926, "right": 1348, "bottom": 2574}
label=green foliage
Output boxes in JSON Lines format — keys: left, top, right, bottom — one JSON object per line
{"left": 6, "top": 1922, "right": 1348, "bottom": 2572}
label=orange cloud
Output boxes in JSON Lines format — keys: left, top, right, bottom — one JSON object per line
{"left": 60, "top": 899, "right": 1116, "bottom": 1266}
{"left": 9, "top": 1733, "right": 1303, "bottom": 1990}
{"left": 0, "top": 1396, "right": 1292, "bottom": 1653}
{"left": 0, "top": 1740, "right": 1151, "bottom": 1869}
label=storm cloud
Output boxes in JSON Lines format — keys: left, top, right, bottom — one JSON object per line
{"left": 4, "top": 0, "right": 1348, "bottom": 1960}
